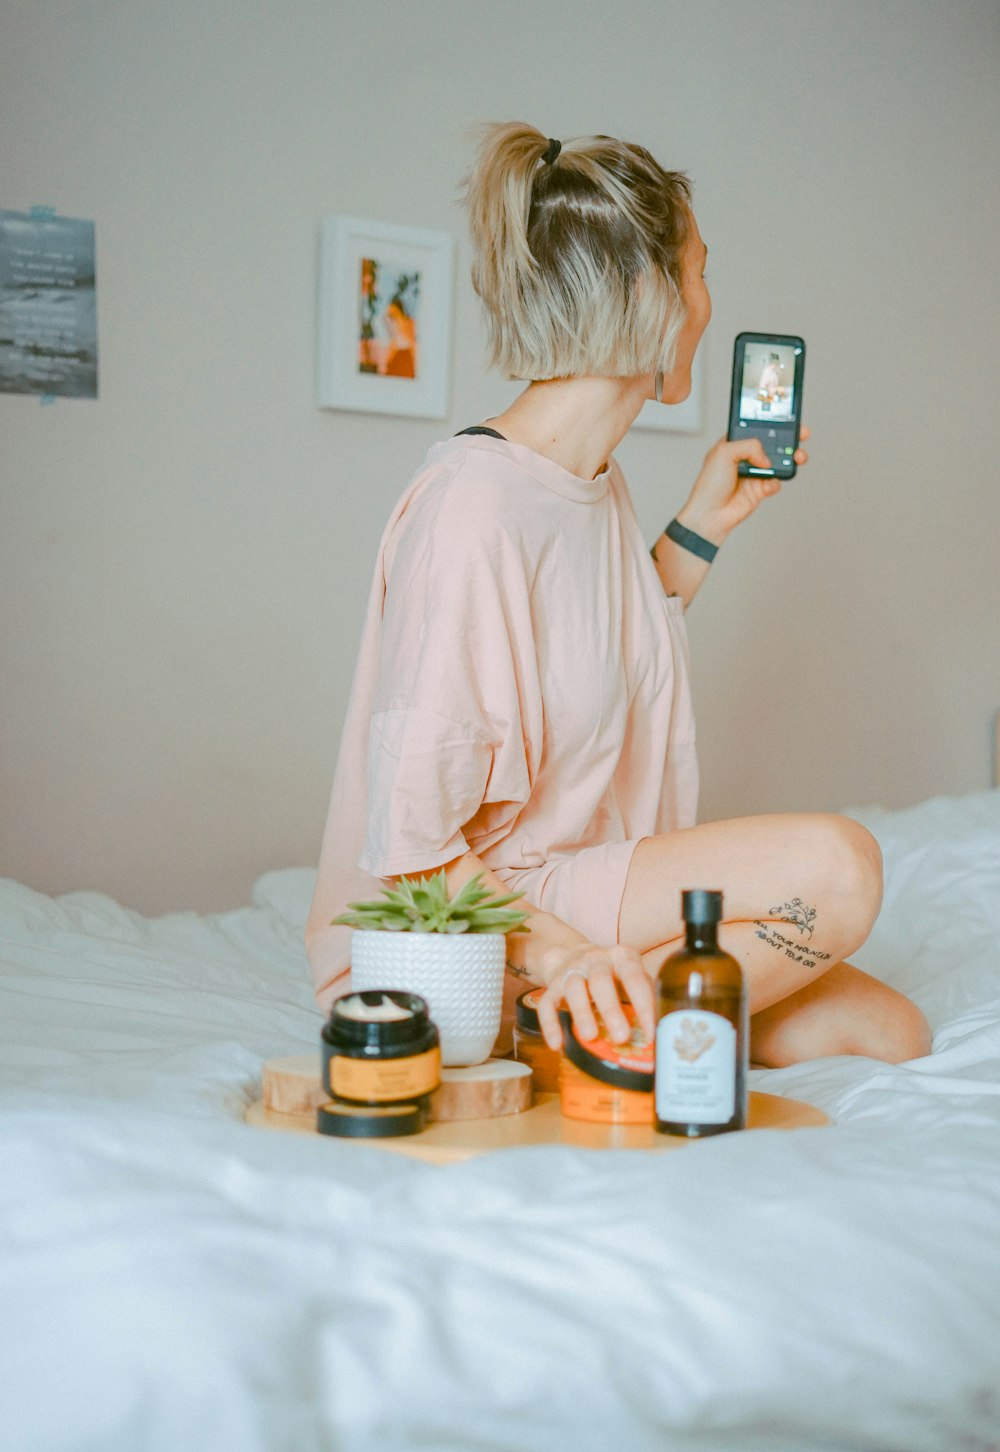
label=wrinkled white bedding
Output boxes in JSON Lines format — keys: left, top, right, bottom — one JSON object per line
{"left": 1, "top": 791, "right": 998, "bottom": 1452}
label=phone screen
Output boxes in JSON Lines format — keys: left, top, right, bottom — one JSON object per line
{"left": 729, "top": 334, "right": 805, "bottom": 476}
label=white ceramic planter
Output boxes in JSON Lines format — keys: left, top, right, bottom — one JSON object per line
{"left": 349, "top": 930, "right": 506, "bottom": 1067}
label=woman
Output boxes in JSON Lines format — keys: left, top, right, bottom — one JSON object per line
{"left": 306, "top": 122, "right": 931, "bottom": 1067}
{"left": 757, "top": 353, "right": 786, "bottom": 404}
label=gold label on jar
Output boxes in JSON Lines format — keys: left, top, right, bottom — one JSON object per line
{"left": 331, "top": 1046, "right": 441, "bottom": 1103}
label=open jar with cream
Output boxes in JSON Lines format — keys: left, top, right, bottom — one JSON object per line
{"left": 319, "top": 990, "right": 441, "bottom": 1137}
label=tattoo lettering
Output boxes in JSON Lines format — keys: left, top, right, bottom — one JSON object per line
{"left": 753, "top": 922, "right": 832, "bottom": 967}
{"left": 504, "top": 959, "right": 533, "bottom": 982}
{"left": 768, "top": 897, "right": 817, "bottom": 938}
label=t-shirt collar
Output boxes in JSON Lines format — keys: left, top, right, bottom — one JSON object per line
{"left": 431, "top": 433, "right": 610, "bottom": 503}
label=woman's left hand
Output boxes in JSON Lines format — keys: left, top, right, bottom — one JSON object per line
{"left": 678, "top": 424, "right": 811, "bottom": 544}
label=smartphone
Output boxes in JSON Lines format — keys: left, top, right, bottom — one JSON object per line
{"left": 727, "top": 332, "right": 806, "bottom": 478}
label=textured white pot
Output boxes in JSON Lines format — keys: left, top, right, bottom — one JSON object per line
{"left": 349, "top": 930, "right": 506, "bottom": 1066}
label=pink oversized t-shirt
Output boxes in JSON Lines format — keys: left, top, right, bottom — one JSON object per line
{"left": 306, "top": 432, "right": 698, "bottom": 1008}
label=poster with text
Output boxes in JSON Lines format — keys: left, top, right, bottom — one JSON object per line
{"left": 0, "top": 210, "right": 98, "bottom": 398}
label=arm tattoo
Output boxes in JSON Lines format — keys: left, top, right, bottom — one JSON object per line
{"left": 650, "top": 542, "right": 681, "bottom": 599}
{"left": 505, "top": 959, "right": 533, "bottom": 982}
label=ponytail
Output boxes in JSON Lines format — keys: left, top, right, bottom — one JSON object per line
{"left": 459, "top": 121, "right": 691, "bottom": 380}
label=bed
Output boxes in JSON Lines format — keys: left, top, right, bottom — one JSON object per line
{"left": 1, "top": 788, "right": 998, "bottom": 1452}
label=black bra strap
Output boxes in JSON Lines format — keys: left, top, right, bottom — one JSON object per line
{"left": 454, "top": 425, "right": 507, "bottom": 440}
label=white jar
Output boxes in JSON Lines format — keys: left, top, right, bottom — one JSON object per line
{"left": 349, "top": 930, "right": 506, "bottom": 1067}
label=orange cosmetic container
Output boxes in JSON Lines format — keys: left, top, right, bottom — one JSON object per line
{"left": 512, "top": 987, "right": 561, "bottom": 1092}
{"left": 558, "top": 1005, "right": 655, "bottom": 1125}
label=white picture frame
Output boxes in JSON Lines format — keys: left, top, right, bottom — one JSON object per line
{"left": 317, "top": 216, "right": 454, "bottom": 419}
{"left": 630, "top": 347, "right": 706, "bottom": 433}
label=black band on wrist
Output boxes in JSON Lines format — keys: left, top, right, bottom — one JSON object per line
{"left": 664, "top": 517, "right": 719, "bottom": 564}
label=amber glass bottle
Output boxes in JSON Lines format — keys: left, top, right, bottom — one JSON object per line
{"left": 654, "top": 889, "right": 748, "bottom": 1137}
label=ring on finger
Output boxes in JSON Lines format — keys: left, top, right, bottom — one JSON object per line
{"left": 560, "top": 967, "right": 588, "bottom": 989}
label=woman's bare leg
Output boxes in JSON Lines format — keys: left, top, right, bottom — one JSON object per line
{"left": 744, "top": 961, "right": 932, "bottom": 1065}
{"left": 619, "top": 813, "right": 885, "bottom": 1009}
{"left": 638, "top": 946, "right": 932, "bottom": 1066}
{"left": 620, "top": 813, "right": 931, "bottom": 1066}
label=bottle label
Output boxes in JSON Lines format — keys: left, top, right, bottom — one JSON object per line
{"left": 655, "top": 1009, "right": 736, "bottom": 1124}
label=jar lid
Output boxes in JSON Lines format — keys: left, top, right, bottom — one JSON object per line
{"left": 515, "top": 986, "right": 547, "bottom": 1033}
{"left": 558, "top": 1005, "right": 654, "bottom": 1093}
{"left": 322, "top": 990, "right": 438, "bottom": 1053}
{"left": 316, "top": 1100, "right": 427, "bottom": 1138}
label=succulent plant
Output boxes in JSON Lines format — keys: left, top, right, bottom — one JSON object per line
{"left": 332, "top": 869, "right": 531, "bottom": 935}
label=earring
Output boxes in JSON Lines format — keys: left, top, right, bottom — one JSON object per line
{"left": 654, "top": 370, "right": 664, "bottom": 403}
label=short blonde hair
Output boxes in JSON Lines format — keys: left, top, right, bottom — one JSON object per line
{"left": 460, "top": 121, "right": 692, "bottom": 381}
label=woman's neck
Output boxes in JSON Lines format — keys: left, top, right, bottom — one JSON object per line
{"left": 484, "top": 375, "right": 649, "bottom": 481}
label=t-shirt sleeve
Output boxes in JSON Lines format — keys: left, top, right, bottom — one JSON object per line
{"left": 357, "top": 505, "right": 535, "bottom": 879}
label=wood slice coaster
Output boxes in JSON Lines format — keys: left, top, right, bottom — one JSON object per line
{"left": 248, "top": 1075, "right": 830, "bottom": 1166}
{"left": 262, "top": 1054, "right": 324, "bottom": 1117}
{"left": 261, "top": 1053, "right": 532, "bottom": 1123}
{"left": 431, "top": 1060, "right": 532, "bottom": 1120}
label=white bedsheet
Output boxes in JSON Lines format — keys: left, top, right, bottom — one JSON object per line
{"left": 1, "top": 791, "right": 998, "bottom": 1452}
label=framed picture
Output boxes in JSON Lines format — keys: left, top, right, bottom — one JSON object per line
{"left": 631, "top": 347, "right": 706, "bottom": 433}
{"left": 318, "top": 216, "right": 454, "bottom": 419}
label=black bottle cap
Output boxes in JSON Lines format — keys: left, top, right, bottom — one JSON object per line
{"left": 681, "top": 889, "right": 723, "bottom": 924}
{"left": 316, "top": 1100, "right": 427, "bottom": 1138}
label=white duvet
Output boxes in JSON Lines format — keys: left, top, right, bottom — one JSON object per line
{"left": 1, "top": 791, "right": 998, "bottom": 1452}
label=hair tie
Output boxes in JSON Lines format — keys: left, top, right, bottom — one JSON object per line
{"left": 541, "top": 137, "right": 562, "bottom": 165}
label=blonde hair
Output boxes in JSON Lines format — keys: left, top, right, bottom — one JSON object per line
{"left": 460, "top": 121, "right": 692, "bottom": 381}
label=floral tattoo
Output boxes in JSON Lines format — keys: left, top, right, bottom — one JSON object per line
{"left": 768, "top": 897, "right": 817, "bottom": 938}
{"left": 753, "top": 898, "right": 832, "bottom": 968}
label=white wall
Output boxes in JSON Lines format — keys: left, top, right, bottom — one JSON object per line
{"left": 2, "top": 0, "right": 998, "bottom": 913}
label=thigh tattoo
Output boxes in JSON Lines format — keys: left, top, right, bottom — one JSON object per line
{"left": 753, "top": 899, "right": 833, "bottom": 967}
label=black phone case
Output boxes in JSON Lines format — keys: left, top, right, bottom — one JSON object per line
{"left": 728, "top": 332, "right": 806, "bottom": 479}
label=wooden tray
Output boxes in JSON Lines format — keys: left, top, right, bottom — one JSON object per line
{"left": 245, "top": 1088, "right": 830, "bottom": 1165}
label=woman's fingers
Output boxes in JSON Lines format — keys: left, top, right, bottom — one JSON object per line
{"left": 535, "top": 945, "right": 657, "bottom": 1050}
{"left": 585, "top": 966, "right": 631, "bottom": 1043}
{"left": 535, "top": 989, "right": 564, "bottom": 1051}
{"left": 612, "top": 950, "right": 657, "bottom": 1039}
{"left": 564, "top": 970, "right": 600, "bottom": 1043}
{"left": 794, "top": 423, "right": 810, "bottom": 466}
{"left": 731, "top": 435, "right": 772, "bottom": 471}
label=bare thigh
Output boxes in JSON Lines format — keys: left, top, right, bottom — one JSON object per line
{"left": 620, "top": 813, "right": 882, "bottom": 946}
{"left": 617, "top": 816, "right": 934, "bottom": 1066}
{"left": 619, "top": 812, "right": 884, "bottom": 1016}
